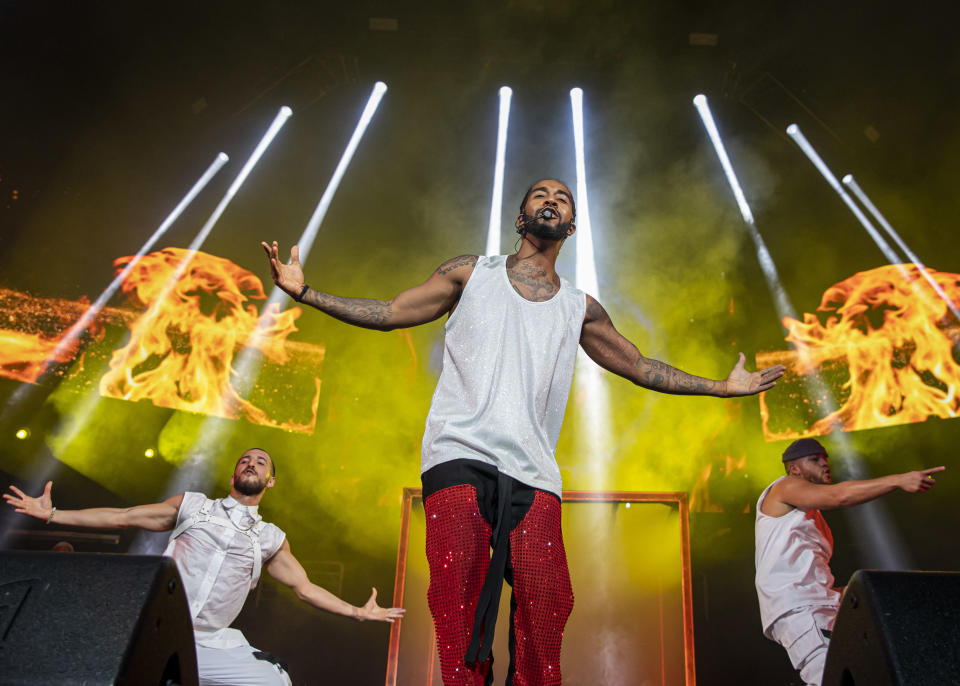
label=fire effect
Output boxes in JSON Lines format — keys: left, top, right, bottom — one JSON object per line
{"left": 99, "top": 248, "right": 319, "bottom": 431}
{"left": 0, "top": 250, "right": 323, "bottom": 433}
{"left": 758, "top": 264, "right": 960, "bottom": 440}
{"left": 0, "top": 290, "right": 110, "bottom": 384}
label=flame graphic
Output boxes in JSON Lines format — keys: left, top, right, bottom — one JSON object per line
{"left": 0, "top": 291, "right": 107, "bottom": 383}
{"left": 98, "top": 248, "right": 319, "bottom": 431}
{"left": 757, "top": 264, "right": 960, "bottom": 439}
{"left": 0, "top": 251, "right": 323, "bottom": 433}
{"left": 0, "top": 331, "right": 76, "bottom": 383}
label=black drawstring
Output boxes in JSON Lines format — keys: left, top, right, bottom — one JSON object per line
{"left": 465, "top": 473, "right": 513, "bottom": 664}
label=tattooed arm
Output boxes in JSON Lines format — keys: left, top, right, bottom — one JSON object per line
{"left": 579, "top": 295, "right": 785, "bottom": 397}
{"left": 261, "top": 241, "right": 477, "bottom": 331}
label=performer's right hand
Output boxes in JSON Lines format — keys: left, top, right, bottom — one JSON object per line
{"left": 3, "top": 480, "right": 53, "bottom": 521}
{"left": 261, "top": 241, "right": 305, "bottom": 298}
{"left": 898, "top": 466, "right": 946, "bottom": 493}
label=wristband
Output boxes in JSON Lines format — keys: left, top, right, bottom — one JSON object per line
{"left": 295, "top": 284, "right": 310, "bottom": 302}
{"left": 46, "top": 506, "right": 56, "bottom": 524}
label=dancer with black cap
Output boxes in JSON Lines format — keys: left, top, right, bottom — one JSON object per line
{"left": 754, "top": 437, "right": 945, "bottom": 686}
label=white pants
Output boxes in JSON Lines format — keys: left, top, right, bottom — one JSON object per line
{"left": 768, "top": 606, "right": 837, "bottom": 686}
{"left": 196, "top": 644, "right": 292, "bottom": 686}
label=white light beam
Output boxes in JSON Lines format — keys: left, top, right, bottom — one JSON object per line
{"left": 133, "top": 88, "right": 388, "bottom": 553}
{"left": 55, "top": 107, "right": 292, "bottom": 454}
{"left": 570, "top": 87, "right": 599, "bottom": 298}
{"left": 694, "top": 101, "right": 909, "bottom": 569}
{"left": 693, "top": 95, "right": 795, "bottom": 319}
{"left": 786, "top": 125, "right": 904, "bottom": 267}
{"left": 843, "top": 175, "right": 960, "bottom": 323}
{"left": 296, "top": 82, "right": 387, "bottom": 265}
{"left": 51, "top": 153, "right": 230, "bottom": 361}
{"left": 0, "top": 152, "right": 229, "bottom": 424}
{"left": 486, "top": 87, "right": 512, "bottom": 257}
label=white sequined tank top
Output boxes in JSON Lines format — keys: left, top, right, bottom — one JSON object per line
{"left": 421, "top": 255, "right": 586, "bottom": 496}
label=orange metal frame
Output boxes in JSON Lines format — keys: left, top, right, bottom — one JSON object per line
{"left": 386, "top": 488, "right": 696, "bottom": 686}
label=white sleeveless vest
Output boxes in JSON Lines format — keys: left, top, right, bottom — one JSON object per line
{"left": 755, "top": 477, "right": 841, "bottom": 635}
{"left": 421, "top": 255, "right": 586, "bottom": 496}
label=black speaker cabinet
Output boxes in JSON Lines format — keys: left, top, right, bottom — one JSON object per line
{"left": 0, "top": 552, "right": 198, "bottom": 685}
{"left": 823, "top": 569, "right": 960, "bottom": 686}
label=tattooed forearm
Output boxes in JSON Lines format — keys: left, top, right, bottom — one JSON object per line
{"left": 300, "top": 289, "right": 394, "bottom": 330}
{"left": 635, "top": 357, "right": 725, "bottom": 396}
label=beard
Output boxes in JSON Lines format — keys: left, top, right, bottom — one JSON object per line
{"left": 520, "top": 212, "right": 572, "bottom": 242}
{"left": 234, "top": 471, "right": 268, "bottom": 496}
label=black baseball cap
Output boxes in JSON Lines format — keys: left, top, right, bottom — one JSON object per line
{"left": 782, "top": 438, "right": 828, "bottom": 463}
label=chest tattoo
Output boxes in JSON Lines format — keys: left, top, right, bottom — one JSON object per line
{"left": 505, "top": 258, "right": 560, "bottom": 302}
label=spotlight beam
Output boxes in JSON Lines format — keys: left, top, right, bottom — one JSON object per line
{"left": 129, "top": 107, "right": 293, "bottom": 342}
{"left": 132, "top": 86, "right": 389, "bottom": 554}
{"left": 52, "top": 106, "right": 293, "bottom": 456}
{"left": 570, "top": 86, "right": 612, "bottom": 475}
{"left": 296, "top": 82, "right": 387, "bottom": 265}
{"left": 785, "top": 125, "right": 905, "bottom": 267}
{"left": 788, "top": 124, "right": 953, "bottom": 324}
{"left": 486, "top": 87, "right": 512, "bottom": 257}
{"left": 570, "top": 87, "right": 599, "bottom": 298}
{"left": 55, "top": 153, "right": 230, "bottom": 359}
{"left": 694, "top": 99, "right": 909, "bottom": 569}
{"left": 693, "top": 95, "right": 796, "bottom": 320}
{"left": 843, "top": 175, "right": 960, "bottom": 323}
{"left": 249, "top": 82, "right": 388, "bottom": 350}
{"left": 0, "top": 152, "right": 229, "bottom": 428}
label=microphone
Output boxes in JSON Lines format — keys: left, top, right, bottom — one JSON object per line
{"left": 516, "top": 207, "right": 558, "bottom": 234}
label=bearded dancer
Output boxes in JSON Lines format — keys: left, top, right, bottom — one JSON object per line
{"left": 262, "top": 178, "right": 785, "bottom": 685}
{"left": 5, "top": 448, "right": 404, "bottom": 686}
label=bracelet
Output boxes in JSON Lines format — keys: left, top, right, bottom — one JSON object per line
{"left": 295, "top": 284, "right": 310, "bottom": 302}
{"left": 46, "top": 506, "right": 56, "bottom": 524}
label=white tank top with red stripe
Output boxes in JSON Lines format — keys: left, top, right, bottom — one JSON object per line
{"left": 755, "top": 476, "right": 841, "bottom": 635}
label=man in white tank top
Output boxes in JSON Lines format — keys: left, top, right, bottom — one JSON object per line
{"left": 264, "top": 178, "right": 787, "bottom": 685}
{"left": 5, "top": 448, "right": 404, "bottom": 685}
{"left": 755, "top": 438, "right": 945, "bottom": 685}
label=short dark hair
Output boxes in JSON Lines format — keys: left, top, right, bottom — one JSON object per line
{"left": 520, "top": 179, "right": 576, "bottom": 220}
{"left": 240, "top": 448, "right": 275, "bottom": 477}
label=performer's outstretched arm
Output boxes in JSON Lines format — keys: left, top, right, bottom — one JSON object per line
{"left": 774, "top": 466, "right": 946, "bottom": 511}
{"left": 3, "top": 481, "right": 181, "bottom": 531}
{"left": 265, "top": 540, "right": 405, "bottom": 622}
{"left": 261, "top": 241, "right": 476, "bottom": 331}
{"left": 579, "top": 295, "right": 785, "bottom": 397}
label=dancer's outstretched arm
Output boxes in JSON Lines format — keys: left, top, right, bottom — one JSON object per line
{"left": 3, "top": 481, "right": 181, "bottom": 531}
{"left": 579, "top": 295, "right": 785, "bottom": 397}
{"left": 266, "top": 539, "right": 405, "bottom": 622}
{"left": 773, "top": 466, "right": 946, "bottom": 511}
{"left": 262, "top": 241, "right": 476, "bottom": 331}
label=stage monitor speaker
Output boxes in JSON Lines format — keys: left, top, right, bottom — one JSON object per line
{"left": 823, "top": 569, "right": 960, "bottom": 686}
{"left": 0, "top": 551, "right": 198, "bottom": 686}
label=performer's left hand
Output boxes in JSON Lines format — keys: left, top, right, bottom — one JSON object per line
{"left": 357, "top": 587, "right": 406, "bottom": 623}
{"left": 723, "top": 353, "right": 785, "bottom": 397}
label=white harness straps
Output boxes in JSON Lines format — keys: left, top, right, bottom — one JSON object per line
{"left": 168, "top": 497, "right": 267, "bottom": 589}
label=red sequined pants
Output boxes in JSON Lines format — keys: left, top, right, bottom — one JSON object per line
{"left": 425, "top": 484, "right": 574, "bottom": 685}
